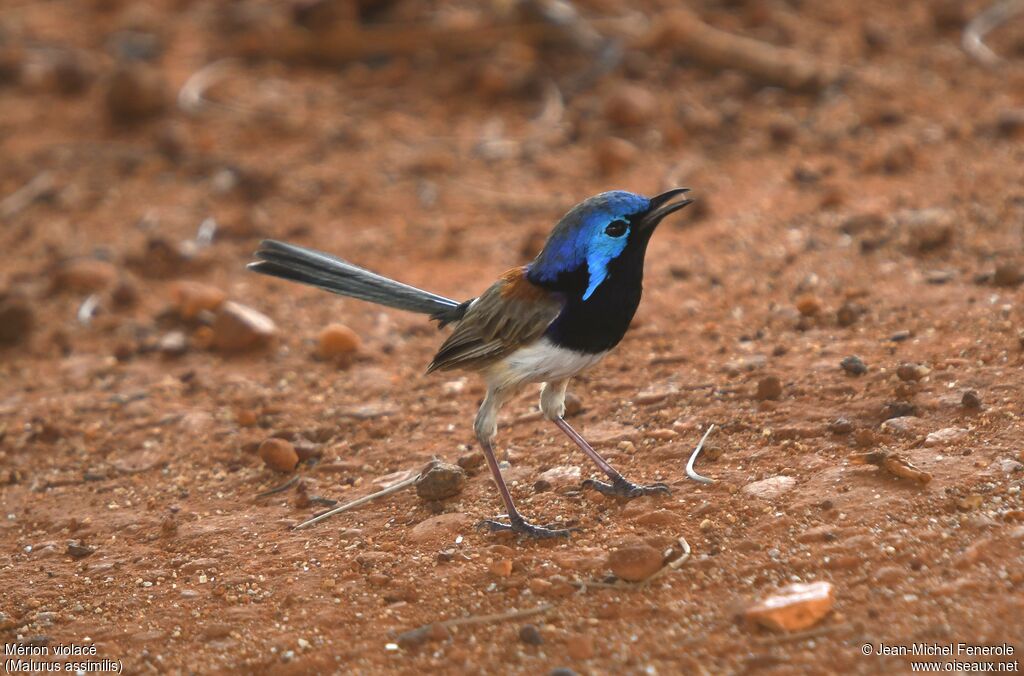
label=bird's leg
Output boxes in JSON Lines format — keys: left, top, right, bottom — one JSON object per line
{"left": 541, "top": 381, "right": 669, "bottom": 499}
{"left": 552, "top": 417, "right": 669, "bottom": 497}
{"left": 474, "top": 385, "right": 572, "bottom": 539}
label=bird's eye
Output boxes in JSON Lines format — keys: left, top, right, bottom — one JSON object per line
{"left": 605, "top": 220, "right": 628, "bottom": 237}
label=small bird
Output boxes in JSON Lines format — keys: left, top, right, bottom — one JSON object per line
{"left": 249, "top": 188, "right": 693, "bottom": 538}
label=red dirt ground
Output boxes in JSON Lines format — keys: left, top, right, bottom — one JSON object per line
{"left": 2, "top": 0, "right": 1024, "bottom": 673}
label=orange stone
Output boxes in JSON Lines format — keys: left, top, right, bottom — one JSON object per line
{"left": 258, "top": 438, "right": 298, "bottom": 473}
{"left": 744, "top": 581, "right": 835, "bottom": 632}
{"left": 316, "top": 323, "right": 361, "bottom": 359}
{"left": 169, "top": 281, "right": 226, "bottom": 320}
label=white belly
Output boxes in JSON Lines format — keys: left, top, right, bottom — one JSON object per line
{"left": 488, "top": 338, "right": 607, "bottom": 389}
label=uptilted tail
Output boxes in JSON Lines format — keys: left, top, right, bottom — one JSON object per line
{"left": 248, "top": 240, "right": 467, "bottom": 324}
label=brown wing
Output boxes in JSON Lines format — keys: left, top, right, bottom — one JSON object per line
{"left": 426, "top": 267, "right": 563, "bottom": 373}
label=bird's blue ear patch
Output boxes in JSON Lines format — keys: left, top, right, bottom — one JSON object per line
{"left": 583, "top": 233, "right": 629, "bottom": 300}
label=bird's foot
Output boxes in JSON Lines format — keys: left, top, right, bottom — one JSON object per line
{"left": 478, "top": 514, "right": 574, "bottom": 539}
{"left": 583, "top": 476, "right": 670, "bottom": 499}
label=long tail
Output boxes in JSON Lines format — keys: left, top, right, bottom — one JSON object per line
{"left": 248, "top": 240, "right": 466, "bottom": 323}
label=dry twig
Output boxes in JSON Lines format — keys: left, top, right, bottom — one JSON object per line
{"left": 963, "top": 0, "right": 1024, "bottom": 66}
{"left": 395, "top": 604, "right": 554, "bottom": 648}
{"left": 686, "top": 425, "right": 716, "bottom": 484}
{"left": 653, "top": 9, "right": 837, "bottom": 91}
{"left": 1, "top": 172, "right": 54, "bottom": 219}
{"left": 292, "top": 471, "right": 420, "bottom": 530}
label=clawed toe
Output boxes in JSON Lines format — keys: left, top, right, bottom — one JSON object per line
{"left": 583, "top": 477, "right": 671, "bottom": 499}
{"left": 478, "top": 516, "right": 574, "bottom": 539}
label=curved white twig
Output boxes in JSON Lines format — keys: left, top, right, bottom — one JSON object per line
{"left": 686, "top": 424, "right": 716, "bottom": 484}
{"left": 963, "top": 0, "right": 1024, "bottom": 66}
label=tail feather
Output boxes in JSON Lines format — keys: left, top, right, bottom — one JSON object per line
{"left": 248, "top": 240, "right": 463, "bottom": 320}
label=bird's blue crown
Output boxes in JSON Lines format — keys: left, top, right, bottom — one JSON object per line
{"left": 526, "top": 191, "right": 651, "bottom": 300}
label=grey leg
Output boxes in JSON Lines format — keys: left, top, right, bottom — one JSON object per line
{"left": 474, "top": 385, "right": 572, "bottom": 539}
{"left": 552, "top": 416, "right": 670, "bottom": 499}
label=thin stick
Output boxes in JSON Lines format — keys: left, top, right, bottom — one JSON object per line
{"left": 1, "top": 172, "right": 54, "bottom": 219}
{"left": 963, "top": 0, "right": 1024, "bottom": 66}
{"left": 394, "top": 603, "right": 554, "bottom": 647}
{"left": 255, "top": 474, "right": 299, "bottom": 498}
{"left": 440, "top": 603, "right": 553, "bottom": 629}
{"left": 292, "top": 473, "right": 419, "bottom": 530}
{"left": 686, "top": 425, "right": 716, "bottom": 484}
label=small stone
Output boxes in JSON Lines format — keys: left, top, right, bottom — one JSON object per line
{"left": 456, "top": 451, "right": 484, "bottom": 471}
{"left": 603, "top": 83, "right": 658, "bottom": 127}
{"left": 607, "top": 541, "right": 663, "bottom": 582}
{"left": 836, "top": 302, "right": 860, "bottom": 327}
{"left": 755, "top": 375, "right": 783, "bottom": 401}
{"left": 169, "top": 281, "right": 226, "bottom": 320}
{"left": 519, "top": 624, "right": 543, "bottom": 646}
{"left": 316, "top": 323, "right": 361, "bottom": 359}
{"left": 898, "top": 208, "right": 954, "bottom": 253}
{"left": 924, "top": 427, "right": 966, "bottom": 447}
{"left": 415, "top": 461, "right": 466, "bottom": 501}
{"left": 407, "top": 513, "right": 473, "bottom": 544}
{"left": 699, "top": 518, "right": 713, "bottom": 531}
{"left": 52, "top": 259, "right": 117, "bottom": 294}
{"left": 896, "top": 363, "right": 930, "bottom": 381}
{"left": 65, "top": 542, "right": 95, "bottom": 559}
{"left": 565, "top": 634, "right": 594, "bottom": 661}
{"left": 828, "top": 418, "right": 853, "bottom": 435}
{"left": 880, "top": 416, "right": 923, "bottom": 437}
{"left": 993, "top": 263, "right": 1023, "bottom": 287}
{"left": 258, "top": 438, "right": 299, "bottom": 473}
{"left": 105, "top": 64, "right": 168, "bottom": 123}
{"left": 961, "top": 390, "right": 982, "bottom": 410}
{"left": 840, "top": 355, "right": 868, "bottom": 376}
{"left": 0, "top": 294, "right": 34, "bottom": 347}
{"left": 488, "top": 559, "right": 513, "bottom": 577}
{"left": 157, "top": 331, "right": 188, "bottom": 357}
{"left": 594, "top": 137, "right": 639, "bottom": 176}
{"left": 795, "top": 295, "right": 821, "bottom": 317}
{"left": 744, "top": 581, "right": 835, "bottom": 632}
{"left": 742, "top": 476, "right": 796, "bottom": 500}
{"left": 536, "top": 465, "right": 581, "bottom": 489}
{"left": 210, "top": 302, "right": 277, "bottom": 352}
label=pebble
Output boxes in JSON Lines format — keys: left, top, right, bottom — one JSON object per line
{"left": 840, "top": 355, "right": 868, "bottom": 376}
{"left": 755, "top": 375, "right": 783, "bottom": 401}
{"left": 828, "top": 418, "right": 853, "bottom": 435}
{"left": 993, "top": 263, "right": 1023, "bottom": 287}
{"left": 898, "top": 208, "right": 954, "bottom": 253}
{"left": 924, "top": 427, "right": 966, "bottom": 447}
{"left": 607, "top": 541, "right": 663, "bottom": 582}
{"left": 407, "top": 512, "right": 472, "bottom": 544}
{"left": 565, "top": 634, "right": 594, "bottom": 660}
{"left": 537, "top": 465, "right": 581, "bottom": 488}
{"left": 169, "top": 281, "right": 226, "bottom": 320}
{"left": 488, "top": 559, "right": 513, "bottom": 577}
{"left": 724, "top": 354, "right": 767, "bottom": 375}
{"left": 836, "top": 302, "right": 860, "bottom": 327}
{"left": 258, "top": 438, "right": 299, "bottom": 473}
{"left": 519, "top": 624, "right": 543, "bottom": 646}
{"left": 795, "top": 295, "right": 821, "bottom": 317}
{"left": 457, "top": 451, "right": 484, "bottom": 471}
{"left": 105, "top": 64, "right": 168, "bottom": 123}
{"left": 65, "top": 541, "right": 95, "bottom": 559}
{"left": 603, "top": 84, "right": 658, "bottom": 127}
{"left": 316, "top": 323, "right": 361, "bottom": 359}
{"left": 896, "top": 363, "right": 929, "bottom": 381}
{"left": 742, "top": 476, "right": 796, "bottom": 500}
{"left": 961, "top": 390, "right": 982, "bottom": 410}
{"left": 157, "top": 331, "right": 188, "bottom": 357}
{"left": 415, "top": 461, "right": 466, "bottom": 501}
{"left": 0, "top": 294, "right": 34, "bottom": 347}
{"left": 744, "top": 581, "right": 835, "bottom": 632}
{"left": 594, "top": 137, "right": 639, "bottom": 175}
{"left": 880, "top": 416, "right": 924, "bottom": 437}
{"left": 51, "top": 259, "right": 117, "bottom": 293}
{"left": 210, "top": 302, "right": 277, "bottom": 352}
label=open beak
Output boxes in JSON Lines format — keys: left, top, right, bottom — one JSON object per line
{"left": 639, "top": 188, "right": 693, "bottom": 230}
